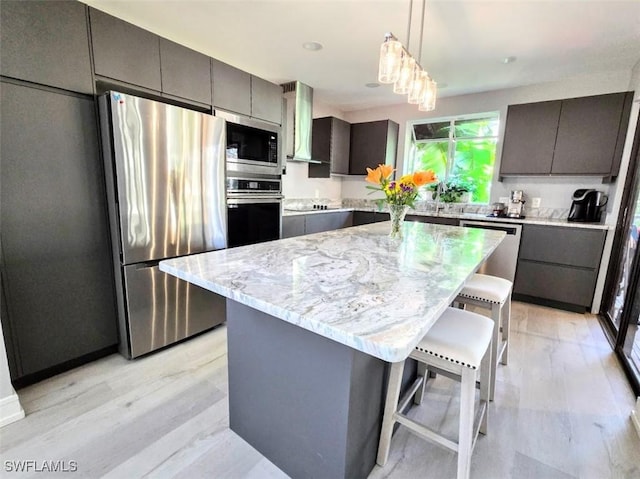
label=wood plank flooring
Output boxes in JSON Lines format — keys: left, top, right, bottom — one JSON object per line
{"left": 1, "top": 302, "right": 639, "bottom": 478}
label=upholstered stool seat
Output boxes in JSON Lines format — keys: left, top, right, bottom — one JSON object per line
{"left": 456, "top": 273, "right": 512, "bottom": 401}
{"left": 377, "top": 307, "right": 493, "bottom": 479}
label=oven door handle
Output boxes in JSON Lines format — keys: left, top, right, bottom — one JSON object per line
{"left": 227, "top": 196, "right": 283, "bottom": 206}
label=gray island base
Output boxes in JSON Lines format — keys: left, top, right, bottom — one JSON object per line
{"left": 227, "top": 299, "right": 388, "bottom": 479}
{"left": 159, "top": 222, "right": 505, "bottom": 479}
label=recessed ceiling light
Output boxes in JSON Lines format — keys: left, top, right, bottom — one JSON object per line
{"left": 365, "top": 82, "right": 380, "bottom": 88}
{"left": 503, "top": 56, "right": 517, "bottom": 64}
{"left": 303, "top": 41, "right": 323, "bottom": 51}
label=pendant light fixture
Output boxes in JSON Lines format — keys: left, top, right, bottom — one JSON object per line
{"left": 377, "top": 0, "right": 437, "bottom": 111}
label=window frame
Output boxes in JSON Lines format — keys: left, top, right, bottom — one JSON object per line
{"left": 405, "top": 111, "right": 500, "bottom": 204}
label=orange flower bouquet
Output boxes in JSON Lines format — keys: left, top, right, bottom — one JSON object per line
{"left": 365, "top": 164, "right": 437, "bottom": 238}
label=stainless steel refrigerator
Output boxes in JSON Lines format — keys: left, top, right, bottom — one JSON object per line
{"left": 99, "top": 91, "right": 227, "bottom": 358}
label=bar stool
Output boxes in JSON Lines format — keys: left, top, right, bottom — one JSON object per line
{"left": 377, "top": 307, "right": 493, "bottom": 479}
{"left": 456, "top": 273, "right": 512, "bottom": 401}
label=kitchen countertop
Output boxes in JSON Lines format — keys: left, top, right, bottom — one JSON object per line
{"left": 159, "top": 221, "right": 505, "bottom": 362}
{"left": 283, "top": 206, "right": 612, "bottom": 230}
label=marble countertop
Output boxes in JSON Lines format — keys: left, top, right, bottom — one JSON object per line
{"left": 283, "top": 207, "right": 612, "bottom": 230}
{"left": 159, "top": 222, "right": 505, "bottom": 362}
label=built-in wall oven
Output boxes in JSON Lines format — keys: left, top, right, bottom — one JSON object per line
{"left": 215, "top": 110, "right": 281, "bottom": 176}
{"left": 227, "top": 176, "right": 282, "bottom": 248}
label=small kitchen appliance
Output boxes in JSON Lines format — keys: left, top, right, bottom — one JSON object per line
{"left": 488, "top": 202, "right": 506, "bottom": 217}
{"left": 506, "top": 190, "right": 525, "bottom": 218}
{"left": 568, "top": 189, "right": 608, "bottom": 222}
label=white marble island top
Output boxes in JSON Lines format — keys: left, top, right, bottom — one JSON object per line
{"left": 160, "top": 222, "right": 505, "bottom": 362}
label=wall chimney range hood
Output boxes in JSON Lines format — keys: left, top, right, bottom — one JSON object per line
{"left": 282, "top": 81, "right": 318, "bottom": 163}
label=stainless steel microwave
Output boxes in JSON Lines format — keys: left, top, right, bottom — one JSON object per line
{"left": 215, "top": 110, "right": 281, "bottom": 176}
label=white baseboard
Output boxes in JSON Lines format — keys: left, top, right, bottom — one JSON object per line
{"left": 632, "top": 398, "right": 640, "bottom": 440}
{"left": 0, "top": 392, "right": 25, "bottom": 428}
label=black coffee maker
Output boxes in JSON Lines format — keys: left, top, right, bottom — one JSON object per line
{"left": 568, "top": 189, "right": 608, "bottom": 222}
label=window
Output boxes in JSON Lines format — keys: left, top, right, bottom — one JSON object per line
{"left": 406, "top": 114, "right": 499, "bottom": 204}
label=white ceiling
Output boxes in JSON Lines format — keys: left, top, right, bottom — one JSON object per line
{"left": 82, "top": 0, "right": 640, "bottom": 112}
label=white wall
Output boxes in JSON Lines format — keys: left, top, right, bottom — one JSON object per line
{"left": 340, "top": 69, "right": 635, "bottom": 220}
{"left": 0, "top": 318, "right": 24, "bottom": 427}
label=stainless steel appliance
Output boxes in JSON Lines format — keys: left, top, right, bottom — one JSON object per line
{"left": 507, "top": 190, "right": 526, "bottom": 218}
{"left": 226, "top": 175, "right": 283, "bottom": 248}
{"left": 568, "top": 189, "right": 608, "bottom": 222}
{"left": 282, "top": 81, "right": 313, "bottom": 162}
{"left": 460, "top": 220, "right": 523, "bottom": 282}
{"left": 99, "top": 91, "right": 227, "bottom": 358}
{"left": 215, "top": 110, "right": 281, "bottom": 176}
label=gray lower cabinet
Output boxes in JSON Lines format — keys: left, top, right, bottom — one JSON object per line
{"left": 282, "top": 212, "right": 354, "bottom": 238}
{"left": 251, "top": 76, "right": 283, "bottom": 124}
{"left": 352, "top": 211, "right": 390, "bottom": 225}
{"left": 309, "top": 117, "right": 351, "bottom": 178}
{"left": 513, "top": 224, "right": 606, "bottom": 311}
{"left": 349, "top": 120, "right": 399, "bottom": 175}
{"left": 405, "top": 214, "right": 460, "bottom": 226}
{"left": 159, "top": 38, "right": 212, "bottom": 105}
{"left": 211, "top": 58, "right": 251, "bottom": 116}
{"left": 0, "top": 0, "right": 93, "bottom": 94}
{"left": 89, "top": 7, "right": 162, "bottom": 91}
{"left": 305, "top": 212, "right": 353, "bottom": 235}
{"left": 282, "top": 215, "right": 306, "bottom": 238}
{"left": 0, "top": 82, "right": 118, "bottom": 380}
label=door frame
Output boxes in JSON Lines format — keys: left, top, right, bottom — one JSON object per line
{"left": 599, "top": 108, "right": 640, "bottom": 395}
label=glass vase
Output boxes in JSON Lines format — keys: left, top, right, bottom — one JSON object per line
{"left": 388, "top": 204, "right": 408, "bottom": 240}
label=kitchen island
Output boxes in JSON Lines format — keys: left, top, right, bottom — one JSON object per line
{"left": 160, "top": 221, "right": 505, "bottom": 478}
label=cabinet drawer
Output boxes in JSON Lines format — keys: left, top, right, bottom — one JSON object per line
{"left": 519, "top": 225, "right": 605, "bottom": 268}
{"left": 514, "top": 261, "right": 597, "bottom": 308}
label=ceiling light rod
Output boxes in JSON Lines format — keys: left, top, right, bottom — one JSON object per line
{"left": 377, "top": 0, "right": 437, "bottom": 111}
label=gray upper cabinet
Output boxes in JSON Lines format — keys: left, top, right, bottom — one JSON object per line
{"left": 552, "top": 92, "right": 632, "bottom": 175}
{"left": 499, "top": 101, "right": 560, "bottom": 175}
{"left": 159, "top": 38, "right": 212, "bottom": 105}
{"left": 90, "top": 8, "right": 162, "bottom": 91}
{"left": 349, "top": 119, "right": 399, "bottom": 175}
{"left": 251, "top": 76, "right": 282, "bottom": 124}
{"left": 309, "top": 117, "right": 351, "bottom": 178}
{"left": 0, "top": 0, "right": 93, "bottom": 94}
{"left": 211, "top": 58, "right": 251, "bottom": 116}
{"left": 499, "top": 92, "right": 633, "bottom": 178}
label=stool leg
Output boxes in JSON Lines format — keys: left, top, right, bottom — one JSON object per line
{"left": 414, "top": 361, "right": 428, "bottom": 405}
{"left": 458, "top": 367, "right": 476, "bottom": 479}
{"left": 377, "top": 361, "right": 405, "bottom": 467}
{"left": 479, "top": 341, "right": 492, "bottom": 435}
{"left": 501, "top": 293, "right": 511, "bottom": 365}
{"left": 489, "top": 303, "right": 500, "bottom": 401}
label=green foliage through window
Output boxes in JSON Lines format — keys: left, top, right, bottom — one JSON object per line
{"left": 408, "top": 116, "right": 499, "bottom": 204}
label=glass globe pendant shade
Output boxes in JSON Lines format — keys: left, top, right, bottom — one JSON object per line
{"left": 408, "top": 69, "right": 428, "bottom": 104}
{"left": 418, "top": 78, "right": 437, "bottom": 111}
{"left": 378, "top": 35, "right": 403, "bottom": 84}
{"left": 393, "top": 52, "right": 415, "bottom": 94}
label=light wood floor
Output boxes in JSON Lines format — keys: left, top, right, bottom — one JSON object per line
{"left": 1, "top": 302, "right": 639, "bottom": 478}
